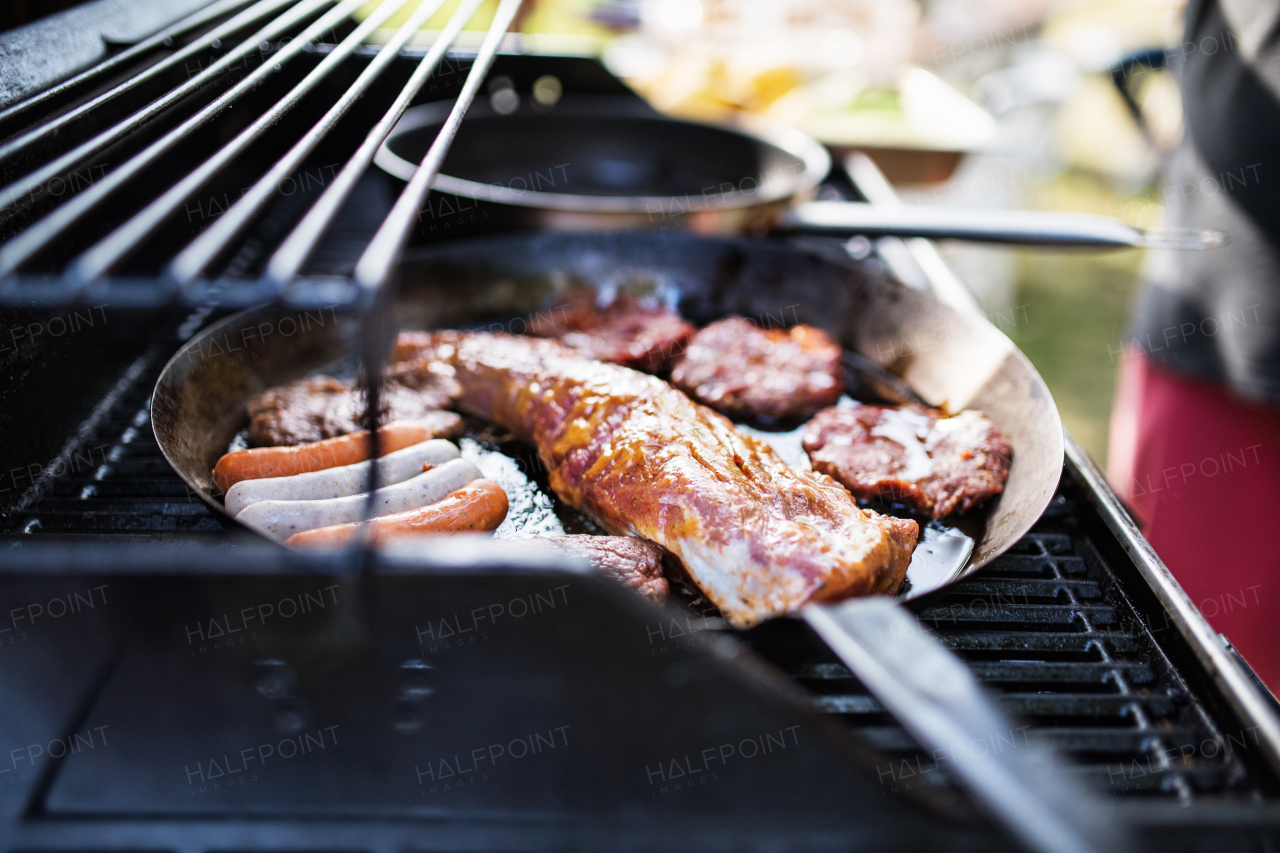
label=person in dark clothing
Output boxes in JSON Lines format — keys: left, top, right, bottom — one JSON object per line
{"left": 1109, "top": 0, "right": 1280, "bottom": 691}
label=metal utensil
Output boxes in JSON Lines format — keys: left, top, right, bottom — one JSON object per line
{"left": 842, "top": 350, "right": 932, "bottom": 407}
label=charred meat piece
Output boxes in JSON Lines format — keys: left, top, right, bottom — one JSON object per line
{"left": 669, "top": 317, "right": 843, "bottom": 421}
{"left": 415, "top": 330, "right": 916, "bottom": 628}
{"left": 247, "top": 367, "right": 462, "bottom": 447}
{"left": 526, "top": 289, "right": 695, "bottom": 372}
{"left": 541, "top": 535, "right": 670, "bottom": 601}
{"left": 802, "top": 404, "right": 1012, "bottom": 519}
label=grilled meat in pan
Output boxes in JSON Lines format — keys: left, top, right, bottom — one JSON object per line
{"left": 527, "top": 289, "right": 695, "bottom": 372}
{"left": 803, "top": 404, "right": 1012, "bottom": 519}
{"left": 247, "top": 360, "right": 462, "bottom": 446}
{"left": 539, "top": 535, "right": 670, "bottom": 601}
{"left": 670, "top": 317, "right": 843, "bottom": 421}
{"left": 406, "top": 331, "right": 917, "bottom": 628}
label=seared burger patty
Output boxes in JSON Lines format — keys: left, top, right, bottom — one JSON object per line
{"left": 670, "top": 317, "right": 843, "bottom": 421}
{"left": 802, "top": 403, "right": 1012, "bottom": 519}
{"left": 247, "top": 361, "right": 462, "bottom": 446}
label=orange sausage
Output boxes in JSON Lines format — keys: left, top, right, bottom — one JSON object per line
{"left": 284, "top": 480, "right": 509, "bottom": 548}
{"left": 212, "top": 421, "right": 436, "bottom": 494}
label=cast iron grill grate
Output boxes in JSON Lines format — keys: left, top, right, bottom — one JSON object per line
{"left": 772, "top": 514, "right": 1260, "bottom": 801}
{"left": 0, "top": 0, "right": 522, "bottom": 308}
{"left": 0, "top": 337, "right": 223, "bottom": 540}
{"left": 1, "top": 341, "right": 1271, "bottom": 803}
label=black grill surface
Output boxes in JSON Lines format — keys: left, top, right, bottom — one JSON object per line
{"left": 3, "top": 327, "right": 1275, "bottom": 806}
{"left": 748, "top": 501, "right": 1273, "bottom": 803}
{"left": 1, "top": 331, "right": 225, "bottom": 542}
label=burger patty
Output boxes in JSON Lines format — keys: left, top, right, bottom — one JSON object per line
{"left": 802, "top": 403, "right": 1012, "bottom": 519}
{"left": 247, "top": 360, "right": 462, "bottom": 446}
{"left": 670, "top": 317, "right": 843, "bottom": 421}
{"left": 527, "top": 289, "right": 695, "bottom": 372}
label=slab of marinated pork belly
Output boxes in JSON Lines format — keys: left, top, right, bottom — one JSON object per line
{"left": 413, "top": 331, "right": 917, "bottom": 627}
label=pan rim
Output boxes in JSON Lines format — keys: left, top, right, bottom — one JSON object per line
{"left": 373, "top": 103, "right": 831, "bottom": 213}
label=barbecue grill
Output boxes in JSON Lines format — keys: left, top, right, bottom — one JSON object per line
{"left": 1, "top": 0, "right": 1279, "bottom": 850}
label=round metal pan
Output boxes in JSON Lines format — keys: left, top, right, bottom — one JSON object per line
{"left": 151, "top": 230, "right": 1064, "bottom": 599}
{"left": 372, "top": 96, "right": 831, "bottom": 233}
{"left": 375, "top": 98, "right": 1221, "bottom": 250}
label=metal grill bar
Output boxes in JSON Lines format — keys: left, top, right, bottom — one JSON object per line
{"left": 345, "top": 0, "right": 522, "bottom": 532}
{"left": 0, "top": 0, "right": 526, "bottom": 312}
{"left": 162, "top": 0, "right": 456, "bottom": 289}
{"left": 353, "top": 0, "right": 524, "bottom": 297}
{"left": 761, "top": 524, "right": 1261, "bottom": 800}
{"left": 66, "top": 0, "right": 417, "bottom": 287}
{"left": 262, "top": 0, "right": 488, "bottom": 292}
{"left": 0, "top": 0, "right": 526, "bottom": 558}
{"left": 0, "top": 0, "right": 355, "bottom": 282}
{"left": 0, "top": 0, "right": 316, "bottom": 212}
{"left": 0, "top": 0, "right": 257, "bottom": 135}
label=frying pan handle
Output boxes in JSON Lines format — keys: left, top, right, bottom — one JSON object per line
{"left": 781, "top": 200, "right": 1224, "bottom": 250}
{"left": 801, "top": 598, "right": 1127, "bottom": 853}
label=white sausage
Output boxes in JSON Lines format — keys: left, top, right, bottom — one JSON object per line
{"left": 236, "top": 457, "right": 482, "bottom": 542}
{"left": 225, "top": 439, "right": 460, "bottom": 517}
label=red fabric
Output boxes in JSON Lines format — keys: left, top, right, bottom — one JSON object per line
{"left": 1109, "top": 353, "right": 1280, "bottom": 692}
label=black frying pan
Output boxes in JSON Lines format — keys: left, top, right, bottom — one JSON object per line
{"left": 152, "top": 229, "right": 1064, "bottom": 599}
{"left": 373, "top": 97, "right": 1221, "bottom": 250}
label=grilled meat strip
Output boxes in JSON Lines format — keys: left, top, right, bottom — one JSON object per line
{"left": 410, "top": 331, "right": 916, "bottom": 627}
{"left": 540, "top": 535, "right": 670, "bottom": 601}
{"left": 670, "top": 317, "right": 844, "bottom": 421}
{"left": 247, "top": 360, "right": 462, "bottom": 446}
{"left": 803, "top": 403, "right": 1012, "bottom": 519}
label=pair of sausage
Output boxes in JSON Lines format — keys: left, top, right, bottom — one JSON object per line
{"left": 223, "top": 439, "right": 461, "bottom": 516}
{"left": 212, "top": 421, "right": 436, "bottom": 493}
{"left": 235, "top": 457, "right": 486, "bottom": 541}
{"left": 214, "top": 430, "right": 508, "bottom": 546}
